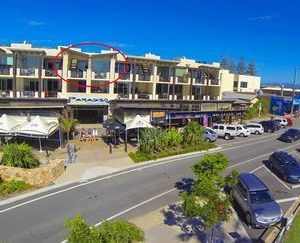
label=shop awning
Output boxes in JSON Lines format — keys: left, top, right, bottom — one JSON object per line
{"left": 0, "top": 114, "right": 26, "bottom": 135}
{"left": 125, "top": 115, "right": 152, "bottom": 130}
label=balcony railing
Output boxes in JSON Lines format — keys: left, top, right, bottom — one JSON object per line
{"left": 93, "top": 72, "right": 108, "bottom": 79}
{"left": 44, "top": 91, "right": 58, "bottom": 98}
{"left": 177, "top": 77, "right": 189, "bottom": 84}
{"left": 0, "top": 90, "right": 11, "bottom": 97}
{"left": 137, "top": 93, "right": 150, "bottom": 99}
{"left": 117, "top": 93, "right": 130, "bottom": 99}
{"left": 19, "top": 68, "right": 36, "bottom": 76}
{"left": 194, "top": 94, "right": 205, "bottom": 100}
{"left": 210, "top": 79, "right": 219, "bottom": 85}
{"left": 158, "top": 93, "right": 170, "bottom": 100}
{"left": 194, "top": 78, "right": 206, "bottom": 85}
{"left": 70, "top": 70, "right": 85, "bottom": 78}
{"left": 158, "top": 76, "right": 171, "bottom": 82}
{"left": 138, "top": 74, "right": 151, "bottom": 81}
{"left": 0, "top": 66, "right": 11, "bottom": 75}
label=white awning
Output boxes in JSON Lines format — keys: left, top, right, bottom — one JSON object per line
{"left": 0, "top": 114, "right": 26, "bottom": 135}
{"left": 125, "top": 115, "right": 152, "bottom": 130}
{"left": 14, "top": 115, "right": 59, "bottom": 138}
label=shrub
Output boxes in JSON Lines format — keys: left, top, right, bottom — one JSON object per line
{"left": 0, "top": 180, "right": 32, "bottom": 197}
{"left": 182, "top": 121, "right": 204, "bottom": 145}
{"left": 65, "top": 215, "right": 144, "bottom": 243}
{"left": 0, "top": 143, "right": 40, "bottom": 169}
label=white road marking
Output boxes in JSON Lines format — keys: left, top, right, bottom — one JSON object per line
{"left": 250, "top": 165, "right": 264, "bottom": 173}
{"left": 276, "top": 197, "right": 298, "bottom": 203}
{"left": 0, "top": 136, "right": 299, "bottom": 215}
{"left": 291, "top": 184, "right": 300, "bottom": 189}
{"left": 59, "top": 187, "right": 176, "bottom": 243}
{"left": 263, "top": 165, "right": 291, "bottom": 190}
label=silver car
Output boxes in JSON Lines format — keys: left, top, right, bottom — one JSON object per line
{"left": 233, "top": 173, "right": 283, "bottom": 228}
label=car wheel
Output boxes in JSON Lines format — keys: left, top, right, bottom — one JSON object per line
{"left": 224, "top": 134, "right": 230, "bottom": 140}
{"left": 255, "top": 131, "right": 259, "bottom": 135}
{"left": 246, "top": 213, "right": 252, "bottom": 226}
{"left": 240, "top": 133, "right": 245, "bottom": 137}
{"left": 268, "top": 129, "right": 271, "bottom": 133}
{"left": 205, "top": 138, "right": 210, "bottom": 143}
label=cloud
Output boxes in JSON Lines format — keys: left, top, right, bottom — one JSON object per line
{"left": 27, "top": 20, "right": 45, "bottom": 26}
{"left": 248, "top": 15, "right": 273, "bottom": 22}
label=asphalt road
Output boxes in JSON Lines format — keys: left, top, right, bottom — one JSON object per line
{"left": 1, "top": 122, "right": 300, "bottom": 242}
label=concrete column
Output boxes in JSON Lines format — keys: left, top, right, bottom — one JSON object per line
{"left": 109, "top": 57, "right": 116, "bottom": 95}
{"left": 61, "top": 52, "right": 69, "bottom": 93}
{"left": 12, "top": 53, "right": 17, "bottom": 97}
{"left": 152, "top": 62, "right": 157, "bottom": 100}
{"left": 86, "top": 56, "right": 92, "bottom": 94}
{"left": 132, "top": 60, "right": 137, "bottom": 100}
{"left": 38, "top": 53, "right": 44, "bottom": 98}
{"left": 172, "top": 65, "right": 176, "bottom": 100}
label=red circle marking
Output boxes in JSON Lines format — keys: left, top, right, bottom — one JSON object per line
{"left": 52, "top": 42, "right": 129, "bottom": 88}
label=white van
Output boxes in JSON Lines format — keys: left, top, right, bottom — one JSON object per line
{"left": 212, "top": 124, "right": 238, "bottom": 140}
{"left": 245, "top": 123, "right": 264, "bottom": 135}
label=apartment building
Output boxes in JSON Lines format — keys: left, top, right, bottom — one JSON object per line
{"left": 0, "top": 42, "right": 261, "bottom": 124}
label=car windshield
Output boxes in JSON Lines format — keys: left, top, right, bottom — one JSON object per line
{"left": 206, "top": 128, "right": 214, "bottom": 134}
{"left": 243, "top": 126, "right": 247, "bottom": 129}
{"left": 249, "top": 190, "right": 273, "bottom": 204}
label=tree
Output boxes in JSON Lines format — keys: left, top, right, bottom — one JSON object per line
{"left": 228, "top": 59, "right": 236, "bottom": 73}
{"left": 182, "top": 121, "right": 204, "bottom": 145}
{"left": 247, "top": 60, "right": 257, "bottom": 76}
{"left": 181, "top": 153, "right": 238, "bottom": 242}
{"left": 59, "top": 113, "right": 80, "bottom": 142}
{"left": 65, "top": 214, "right": 145, "bottom": 243}
{"left": 237, "top": 57, "right": 246, "bottom": 75}
{"left": 220, "top": 56, "right": 229, "bottom": 70}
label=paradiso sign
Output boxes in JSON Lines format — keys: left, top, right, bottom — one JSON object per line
{"left": 68, "top": 96, "right": 110, "bottom": 105}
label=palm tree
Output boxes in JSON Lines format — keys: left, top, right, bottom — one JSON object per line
{"left": 58, "top": 114, "right": 80, "bottom": 142}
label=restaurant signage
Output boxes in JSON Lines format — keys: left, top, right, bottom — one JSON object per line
{"left": 68, "top": 96, "right": 109, "bottom": 105}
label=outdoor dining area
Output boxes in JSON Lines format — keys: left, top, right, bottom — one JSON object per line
{"left": 0, "top": 114, "right": 60, "bottom": 151}
{"left": 103, "top": 115, "right": 152, "bottom": 151}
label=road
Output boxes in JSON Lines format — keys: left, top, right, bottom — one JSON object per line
{"left": 1, "top": 123, "right": 300, "bottom": 242}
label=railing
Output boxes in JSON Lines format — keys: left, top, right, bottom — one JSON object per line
{"left": 0, "top": 67, "right": 11, "bottom": 75}
{"left": 194, "top": 94, "right": 205, "bottom": 100}
{"left": 176, "top": 93, "right": 183, "bottom": 100}
{"left": 158, "top": 93, "right": 170, "bottom": 100}
{"left": 94, "top": 72, "right": 108, "bottom": 79}
{"left": 138, "top": 74, "right": 151, "bottom": 81}
{"left": 158, "top": 76, "right": 171, "bottom": 82}
{"left": 0, "top": 90, "right": 11, "bottom": 97}
{"left": 137, "top": 93, "right": 150, "bottom": 99}
{"left": 19, "top": 68, "right": 36, "bottom": 76}
{"left": 177, "top": 77, "right": 189, "bottom": 84}
{"left": 194, "top": 78, "right": 206, "bottom": 85}
{"left": 117, "top": 93, "right": 130, "bottom": 99}
{"left": 45, "top": 69, "right": 56, "bottom": 77}
{"left": 44, "top": 91, "right": 58, "bottom": 98}
{"left": 115, "top": 72, "right": 131, "bottom": 80}
{"left": 210, "top": 79, "right": 219, "bottom": 85}
{"left": 70, "top": 70, "right": 84, "bottom": 78}
{"left": 19, "top": 91, "right": 36, "bottom": 98}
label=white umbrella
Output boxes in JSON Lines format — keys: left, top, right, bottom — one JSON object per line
{"left": 0, "top": 114, "right": 21, "bottom": 135}
{"left": 125, "top": 115, "right": 152, "bottom": 144}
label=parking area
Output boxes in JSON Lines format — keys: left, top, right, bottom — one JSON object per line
{"left": 210, "top": 120, "right": 300, "bottom": 241}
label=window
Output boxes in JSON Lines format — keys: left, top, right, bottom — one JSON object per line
{"left": 227, "top": 126, "right": 236, "bottom": 130}
{"left": 240, "top": 81, "right": 248, "bottom": 88}
{"left": 234, "top": 81, "right": 238, "bottom": 88}
{"left": 213, "top": 125, "right": 218, "bottom": 129}
{"left": 219, "top": 126, "right": 224, "bottom": 130}
{"left": 237, "top": 181, "right": 248, "bottom": 198}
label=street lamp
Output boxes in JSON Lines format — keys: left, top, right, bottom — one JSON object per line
{"left": 290, "top": 68, "right": 299, "bottom": 115}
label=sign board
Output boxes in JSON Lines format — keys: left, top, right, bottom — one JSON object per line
{"left": 68, "top": 96, "right": 109, "bottom": 105}
{"left": 152, "top": 111, "right": 166, "bottom": 119}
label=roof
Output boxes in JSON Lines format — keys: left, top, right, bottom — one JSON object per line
{"left": 222, "top": 92, "right": 257, "bottom": 101}
{"left": 239, "top": 173, "right": 267, "bottom": 191}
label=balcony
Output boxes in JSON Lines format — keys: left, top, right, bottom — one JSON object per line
{"left": 43, "top": 91, "right": 58, "bottom": 98}
{"left": 157, "top": 93, "right": 170, "bottom": 100}
{"left": 193, "top": 94, "right": 205, "bottom": 100}
{"left": 193, "top": 78, "right": 206, "bottom": 85}
{"left": 137, "top": 74, "right": 153, "bottom": 82}
{"left": 158, "top": 75, "right": 171, "bottom": 82}
{"left": 117, "top": 93, "right": 131, "bottom": 99}
{"left": 18, "top": 68, "right": 37, "bottom": 77}
{"left": 0, "top": 90, "right": 12, "bottom": 97}
{"left": 43, "top": 69, "right": 62, "bottom": 78}
{"left": 176, "top": 77, "right": 190, "bottom": 84}
{"left": 68, "top": 70, "right": 87, "bottom": 79}
{"left": 0, "top": 66, "right": 13, "bottom": 76}
{"left": 114, "top": 72, "right": 132, "bottom": 81}
{"left": 137, "top": 93, "right": 151, "bottom": 99}
{"left": 92, "top": 71, "right": 109, "bottom": 80}
{"left": 210, "top": 79, "right": 219, "bottom": 85}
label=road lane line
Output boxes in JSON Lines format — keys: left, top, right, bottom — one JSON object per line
{"left": 291, "top": 184, "right": 300, "bottom": 189}
{"left": 1, "top": 138, "right": 299, "bottom": 215}
{"left": 263, "top": 165, "right": 291, "bottom": 190}
{"left": 276, "top": 197, "right": 298, "bottom": 203}
{"left": 250, "top": 165, "right": 264, "bottom": 173}
{"left": 59, "top": 187, "right": 177, "bottom": 243}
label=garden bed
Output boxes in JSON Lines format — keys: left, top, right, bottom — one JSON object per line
{"left": 129, "top": 142, "right": 216, "bottom": 163}
{"left": 0, "top": 180, "right": 33, "bottom": 199}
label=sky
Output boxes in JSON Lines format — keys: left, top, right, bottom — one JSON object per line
{"left": 1, "top": 0, "right": 300, "bottom": 84}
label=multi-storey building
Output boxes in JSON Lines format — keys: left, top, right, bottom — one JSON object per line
{"left": 0, "top": 42, "right": 261, "bottom": 124}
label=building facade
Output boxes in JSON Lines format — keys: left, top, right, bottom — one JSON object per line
{"left": 0, "top": 42, "right": 261, "bottom": 123}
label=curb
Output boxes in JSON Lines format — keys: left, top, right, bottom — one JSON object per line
{"left": 261, "top": 195, "right": 300, "bottom": 242}
{"left": 0, "top": 146, "right": 222, "bottom": 207}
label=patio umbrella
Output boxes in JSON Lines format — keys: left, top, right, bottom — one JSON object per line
{"left": 125, "top": 115, "right": 152, "bottom": 144}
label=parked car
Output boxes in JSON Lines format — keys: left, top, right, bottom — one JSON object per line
{"left": 279, "top": 129, "right": 300, "bottom": 143}
{"left": 235, "top": 125, "right": 251, "bottom": 137}
{"left": 232, "top": 173, "right": 283, "bottom": 228}
{"left": 245, "top": 123, "right": 264, "bottom": 135}
{"left": 204, "top": 128, "right": 218, "bottom": 142}
{"left": 287, "top": 117, "right": 293, "bottom": 127}
{"left": 269, "top": 151, "right": 300, "bottom": 183}
{"left": 271, "top": 120, "right": 281, "bottom": 130}
{"left": 273, "top": 118, "right": 288, "bottom": 128}
{"left": 212, "top": 124, "right": 238, "bottom": 140}
{"left": 259, "top": 121, "right": 277, "bottom": 133}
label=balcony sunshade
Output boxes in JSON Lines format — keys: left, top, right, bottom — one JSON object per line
{"left": 14, "top": 115, "right": 59, "bottom": 138}
{"left": 125, "top": 115, "right": 152, "bottom": 130}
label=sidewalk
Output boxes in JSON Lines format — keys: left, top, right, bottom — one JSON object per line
{"left": 130, "top": 203, "right": 251, "bottom": 243}
{"left": 54, "top": 138, "right": 136, "bottom": 184}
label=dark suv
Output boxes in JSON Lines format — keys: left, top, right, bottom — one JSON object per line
{"left": 279, "top": 129, "right": 300, "bottom": 143}
{"left": 269, "top": 151, "right": 300, "bottom": 183}
{"left": 232, "top": 173, "right": 282, "bottom": 228}
{"left": 259, "top": 121, "right": 277, "bottom": 133}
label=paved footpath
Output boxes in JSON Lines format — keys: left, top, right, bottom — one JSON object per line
{"left": 0, "top": 121, "right": 300, "bottom": 242}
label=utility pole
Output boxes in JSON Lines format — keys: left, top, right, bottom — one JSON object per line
{"left": 291, "top": 68, "right": 298, "bottom": 115}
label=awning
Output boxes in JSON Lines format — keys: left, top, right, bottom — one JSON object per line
{"left": 125, "top": 115, "right": 152, "bottom": 130}
{"left": 0, "top": 114, "right": 26, "bottom": 135}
